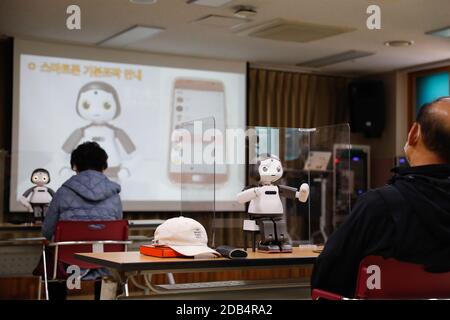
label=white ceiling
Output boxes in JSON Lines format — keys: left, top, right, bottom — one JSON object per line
{"left": 1, "top": 0, "right": 450, "bottom": 75}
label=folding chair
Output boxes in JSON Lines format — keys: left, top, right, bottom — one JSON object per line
{"left": 41, "top": 220, "right": 131, "bottom": 300}
{"left": 312, "top": 256, "right": 450, "bottom": 300}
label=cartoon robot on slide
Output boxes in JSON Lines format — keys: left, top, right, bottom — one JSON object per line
{"left": 61, "top": 81, "right": 136, "bottom": 180}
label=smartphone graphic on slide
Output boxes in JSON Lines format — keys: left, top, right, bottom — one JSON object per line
{"left": 169, "top": 78, "right": 227, "bottom": 185}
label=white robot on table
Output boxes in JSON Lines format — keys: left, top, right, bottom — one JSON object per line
{"left": 19, "top": 168, "right": 55, "bottom": 223}
{"left": 237, "top": 154, "right": 310, "bottom": 253}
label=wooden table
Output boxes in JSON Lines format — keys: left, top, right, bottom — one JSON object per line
{"left": 0, "top": 219, "right": 164, "bottom": 243}
{"left": 0, "top": 223, "right": 42, "bottom": 233}
{"left": 0, "top": 220, "right": 165, "bottom": 277}
{"left": 75, "top": 247, "right": 320, "bottom": 299}
{"left": 0, "top": 219, "right": 165, "bottom": 233}
{"left": 0, "top": 223, "right": 45, "bottom": 246}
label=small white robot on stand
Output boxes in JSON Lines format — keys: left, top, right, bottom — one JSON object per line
{"left": 19, "top": 168, "right": 55, "bottom": 223}
{"left": 237, "top": 154, "right": 310, "bottom": 253}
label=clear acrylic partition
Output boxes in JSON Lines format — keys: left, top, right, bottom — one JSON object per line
{"left": 173, "top": 121, "right": 350, "bottom": 248}
{"left": 243, "top": 124, "right": 351, "bottom": 246}
{"left": 175, "top": 117, "right": 217, "bottom": 247}
{"left": 302, "top": 124, "right": 351, "bottom": 244}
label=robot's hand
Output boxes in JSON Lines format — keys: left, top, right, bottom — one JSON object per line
{"left": 118, "top": 167, "right": 131, "bottom": 180}
{"left": 237, "top": 187, "right": 261, "bottom": 204}
{"left": 123, "top": 152, "right": 142, "bottom": 168}
{"left": 58, "top": 166, "right": 73, "bottom": 176}
{"left": 19, "top": 196, "right": 33, "bottom": 212}
{"left": 296, "top": 183, "right": 310, "bottom": 203}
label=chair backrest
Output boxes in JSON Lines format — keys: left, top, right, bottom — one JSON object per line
{"left": 355, "top": 256, "right": 450, "bottom": 299}
{"left": 54, "top": 220, "right": 129, "bottom": 269}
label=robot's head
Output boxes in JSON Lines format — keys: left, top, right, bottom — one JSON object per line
{"left": 251, "top": 154, "right": 283, "bottom": 184}
{"left": 30, "top": 168, "right": 50, "bottom": 186}
{"left": 76, "top": 81, "right": 121, "bottom": 124}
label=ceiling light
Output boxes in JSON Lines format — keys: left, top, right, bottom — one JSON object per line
{"left": 186, "top": 0, "right": 233, "bottom": 7}
{"left": 426, "top": 26, "right": 450, "bottom": 38}
{"left": 384, "top": 40, "right": 414, "bottom": 47}
{"left": 129, "top": 0, "right": 157, "bottom": 4}
{"left": 98, "top": 25, "right": 165, "bottom": 47}
{"left": 233, "top": 6, "right": 257, "bottom": 19}
{"left": 194, "top": 15, "right": 249, "bottom": 29}
{"left": 297, "top": 50, "right": 374, "bottom": 68}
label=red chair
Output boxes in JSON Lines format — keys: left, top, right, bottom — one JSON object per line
{"left": 41, "top": 220, "right": 131, "bottom": 300}
{"left": 312, "top": 256, "right": 450, "bottom": 300}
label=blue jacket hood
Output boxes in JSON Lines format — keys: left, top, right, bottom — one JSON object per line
{"left": 62, "top": 170, "right": 121, "bottom": 202}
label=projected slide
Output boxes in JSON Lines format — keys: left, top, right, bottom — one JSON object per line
{"left": 12, "top": 53, "right": 246, "bottom": 211}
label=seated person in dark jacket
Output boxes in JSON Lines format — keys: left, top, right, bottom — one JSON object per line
{"left": 38, "top": 141, "right": 122, "bottom": 299}
{"left": 42, "top": 142, "right": 122, "bottom": 240}
{"left": 311, "top": 96, "right": 450, "bottom": 297}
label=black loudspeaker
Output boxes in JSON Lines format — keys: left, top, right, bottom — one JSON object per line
{"left": 348, "top": 80, "right": 385, "bottom": 138}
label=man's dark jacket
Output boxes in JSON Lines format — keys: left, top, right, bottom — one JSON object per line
{"left": 311, "top": 164, "right": 450, "bottom": 297}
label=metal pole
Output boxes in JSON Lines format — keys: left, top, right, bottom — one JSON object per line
{"left": 42, "top": 244, "right": 49, "bottom": 300}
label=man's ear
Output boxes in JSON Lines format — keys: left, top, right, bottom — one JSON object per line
{"left": 407, "top": 122, "right": 421, "bottom": 146}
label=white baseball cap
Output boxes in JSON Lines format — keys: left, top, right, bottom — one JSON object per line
{"left": 153, "top": 216, "right": 220, "bottom": 257}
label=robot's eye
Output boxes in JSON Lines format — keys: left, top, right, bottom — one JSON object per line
{"left": 42, "top": 177, "right": 47, "bottom": 181}
{"left": 104, "top": 102, "right": 111, "bottom": 110}
{"left": 83, "top": 101, "right": 90, "bottom": 110}
{"left": 277, "top": 167, "right": 281, "bottom": 172}
{"left": 33, "top": 176, "right": 38, "bottom": 181}
{"left": 262, "top": 167, "right": 268, "bottom": 172}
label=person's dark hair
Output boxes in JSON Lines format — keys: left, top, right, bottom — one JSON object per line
{"left": 417, "top": 96, "right": 450, "bottom": 163}
{"left": 70, "top": 142, "right": 108, "bottom": 172}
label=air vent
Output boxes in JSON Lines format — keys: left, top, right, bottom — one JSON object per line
{"left": 297, "top": 50, "right": 374, "bottom": 68}
{"left": 98, "top": 25, "right": 164, "bottom": 47}
{"left": 246, "top": 19, "right": 355, "bottom": 43}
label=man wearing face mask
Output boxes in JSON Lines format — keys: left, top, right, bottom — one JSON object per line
{"left": 311, "top": 96, "right": 450, "bottom": 298}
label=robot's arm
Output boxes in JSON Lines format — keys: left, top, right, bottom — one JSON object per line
{"left": 278, "top": 185, "right": 298, "bottom": 199}
{"left": 115, "top": 128, "right": 136, "bottom": 154}
{"left": 278, "top": 183, "right": 310, "bottom": 203}
{"left": 62, "top": 128, "right": 83, "bottom": 153}
{"left": 22, "top": 187, "right": 34, "bottom": 198}
{"left": 48, "top": 188, "right": 56, "bottom": 198}
{"left": 237, "top": 187, "right": 261, "bottom": 204}
{"left": 20, "top": 187, "right": 34, "bottom": 212}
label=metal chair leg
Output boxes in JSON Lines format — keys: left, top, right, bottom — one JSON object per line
{"left": 166, "top": 273, "right": 176, "bottom": 285}
{"left": 42, "top": 244, "right": 49, "bottom": 300}
{"left": 124, "top": 280, "right": 129, "bottom": 297}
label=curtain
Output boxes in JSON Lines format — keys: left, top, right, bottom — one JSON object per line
{"left": 247, "top": 67, "right": 351, "bottom": 245}
{"left": 248, "top": 68, "right": 350, "bottom": 128}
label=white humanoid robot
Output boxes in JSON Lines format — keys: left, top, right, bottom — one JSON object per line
{"left": 237, "top": 154, "right": 310, "bottom": 253}
{"left": 19, "top": 168, "right": 55, "bottom": 223}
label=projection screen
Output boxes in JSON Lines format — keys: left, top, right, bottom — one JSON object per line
{"left": 10, "top": 39, "right": 246, "bottom": 212}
